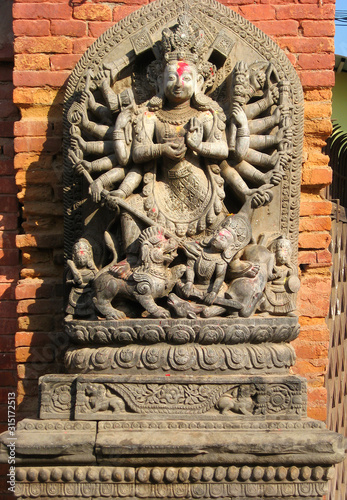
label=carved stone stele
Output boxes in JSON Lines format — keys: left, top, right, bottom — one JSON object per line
{"left": 0, "top": 1, "right": 345, "bottom": 499}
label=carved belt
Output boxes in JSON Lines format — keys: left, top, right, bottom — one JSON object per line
{"left": 168, "top": 165, "right": 190, "bottom": 179}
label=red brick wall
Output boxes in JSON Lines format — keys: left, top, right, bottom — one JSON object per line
{"left": 0, "top": 1, "right": 20, "bottom": 497}
{"left": 0, "top": 0, "right": 336, "bottom": 494}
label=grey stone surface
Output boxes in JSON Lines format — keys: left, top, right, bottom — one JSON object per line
{"left": 63, "top": 0, "right": 304, "bottom": 322}
{"left": 39, "top": 373, "right": 307, "bottom": 419}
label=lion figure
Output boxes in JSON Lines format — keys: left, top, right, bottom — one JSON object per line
{"left": 93, "top": 226, "right": 186, "bottom": 320}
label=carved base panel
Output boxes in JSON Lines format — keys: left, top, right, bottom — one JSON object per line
{"left": 39, "top": 373, "right": 307, "bottom": 420}
{"left": 14, "top": 464, "right": 333, "bottom": 500}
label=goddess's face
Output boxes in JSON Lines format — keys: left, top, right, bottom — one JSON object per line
{"left": 73, "top": 242, "right": 90, "bottom": 266}
{"left": 163, "top": 61, "right": 197, "bottom": 103}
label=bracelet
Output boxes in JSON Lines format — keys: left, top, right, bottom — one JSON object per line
{"left": 201, "top": 144, "right": 211, "bottom": 156}
{"left": 113, "top": 129, "right": 125, "bottom": 140}
{"left": 117, "top": 184, "right": 132, "bottom": 198}
{"left": 151, "top": 144, "right": 162, "bottom": 158}
{"left": 238, "top": 127, "right": 250, "bottom": 137}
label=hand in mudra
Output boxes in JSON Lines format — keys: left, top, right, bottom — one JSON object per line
{"left": 187, "top": 117, "right": 203, "bottom": 150}
{"left": 162, "top": 141, "right": 187, "bottom": 160}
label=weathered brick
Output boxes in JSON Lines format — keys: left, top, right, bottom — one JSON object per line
{"left": 16, "top": 233, "right": 63, "bottom": 249}
{"left": 298, "top": 275, "right": 331, "bottom": 317}
{"left": 292, "top": 341, "right": 328, "bottom": 360}
{"left": 307, "top": 407, "right": 326, "bottom": 421}
{"left": 298, "top": 231, "right": 331, "bottom": 249}
{"left": 113, "top": 6, "right": 143, "bottom": 23}
{"left": 0, "top": 296, "right": 17, "bottom": 317}
{"left": 302, "top": 168, "right": 332, "bottom": 186}
{"left": 13, "top": 71, "right": 70, "bottom": 88}
{"left": 304, "top": 89, "right": 332, "bottom": 102}
{"left": 15, "top": 168, "right": 60, "bottom": 185}
{"left": 276, "top": 4, "right": 335, "bottom": 20}
{"left": 304, "top": 117, "right": 332, "bottom": 137}
{"left": 13, "top": 87, "right": 64, "bottom": 106}
{"left": 18, "top": 185, "right": 55, "bottom": 203}
{"left": 278, "top": 36, "right": 334, "bottom": 54}
{"left": 50, "top": 54, "right": 81, "bottom": 71}
{"left": 15, "top": 279, "right": 53, "bottom": 300}
{"left": 0, "top": 195, "right": 18, "bottom": 214}
{"left": 88, "top": 22, "right": 116, "bottom": 38}
{"left": 0, "top": 353, "right": 16, "bottom": 370}
{"left": 0, "top": 319, "right": 17, "bottom": 336}
{"left": 0, "top": 65, "right": 16, "bottom": 82}
{"left": 13, "top": 19, "right": 50, "bottom": 37}
{"left": 73, "top": 4, "right": 112, "bottom": 21}
{"left": 254, "top": 20, "right": 299, "bottom": 36}
{"left": 301, "top": 20, "right": 335, "bottom": 37}
{"left": 316, "top": 250, "right": 332, "bottom": 264}
{"left": 17, "top": 379, "right": 38, "bottom": 397}
{"left": 0, "top": 284, "right": 16, "bottom": 301}
{"left": 15, "top": 54, "right": 50, "bottom": 71}
{"left": 16, "top": 298, "right": 59, "bottom": 315}
{"left": 239, "top": 4, "right": 275, "bottom": 20}
{"left": 73, "top": 38, "right": 95, "bottom": 55}
{"left": 51, "top": 20, "right": 87, "bottom": 37}
{"left": 20, "top": 263, "right": 63, "bottom": 279}
{"left": 15, "top": 345, "right": 55, "bottom": 363}
{"left": 304, "top": 101, "right": 332, "bottom": 120}
{"left": 298, "top": 53, "right": 335, "bottom": 71}
{"left": 299, "top": 216, "right": 331, "bottom": 232}
{"left": 0, "top": 371, "right": 16, "bottom": 387}
{"left": 13, "top": 3, "right": 72, "bottom": 20}
{"left": 14, "top": 37, "right": 73, "bottom": 55}
{"left": 14, "top": 136, "right": 61, "bottom": 154}
{"left": 298, "top": 250, "right": 316, "bottom": 265}
{"left": 17, "top": 314, "right": 55, "bottom": 332}
{"left": 14, "top": 120, "right": 54, "bottom": 137}
{"left": 299, "top": 70, "right": 335, "bottom": 88}
{"left": 0, "top": 265, "right": 20, "bottom": 282}
{"left": 20, "top": 105, "right": 62, "bottom": 120}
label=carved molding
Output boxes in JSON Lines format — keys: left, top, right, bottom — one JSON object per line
{"left": 64, "top": 342, "right": 296, "bottom": 374}
{"left": 15, "top": 465, "right": 331, "bottom": 498}
{"left": 65, "top": 317, "right": 300, "bottom": 346}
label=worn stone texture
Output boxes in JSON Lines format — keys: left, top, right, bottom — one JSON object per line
{"left": 10, "top": 0, "right": 336, "bottom": 425}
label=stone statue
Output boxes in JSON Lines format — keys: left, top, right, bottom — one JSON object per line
{"left": 93, "top": 225, "right": 186, "bottom": 319}
{"left": 65, "top": 13, "right": 298, "bottom": 320}
{"left": 261, "top": 236, "right": 300, "bottom": 315}
{"left": 65, "top": 238, "right": 98, "bottom": 320}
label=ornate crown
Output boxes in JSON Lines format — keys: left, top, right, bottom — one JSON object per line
{"left": 161, "top": 14, "right": 205, "bottom": 64}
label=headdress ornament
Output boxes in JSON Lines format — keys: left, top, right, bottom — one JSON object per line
{"left": 161, "top": 14, "right": 205, "bottom": 64}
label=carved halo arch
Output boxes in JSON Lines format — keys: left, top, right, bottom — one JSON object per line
{"left": 63, "top": 0, "right": 303, "bottom": 268}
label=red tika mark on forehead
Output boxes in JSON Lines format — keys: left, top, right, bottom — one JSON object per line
{"left": 176, "top": 61, "right": 190, "bottom": 76}
{"left": 80, "top": 250, "right": 85, "bottom": 255}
